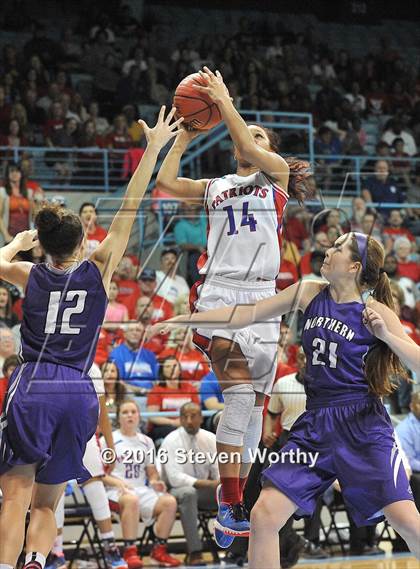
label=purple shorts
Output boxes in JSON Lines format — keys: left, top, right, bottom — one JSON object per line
{"left": 0, "top": 362, "right": 99, "bottom": 484}
{"left": 262, "top": 396, "right": 413, "bottom": 527}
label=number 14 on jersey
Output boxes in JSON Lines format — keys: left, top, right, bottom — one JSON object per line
{"left": 223, "top": 201, "right": 257, "bottom": 236}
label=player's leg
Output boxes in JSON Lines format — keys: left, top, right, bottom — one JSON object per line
{"left": 383, "top": 500, "right": 420, "bottom": 558}
{"left": 117, "top": 494, "right": 144, "bottom": 569}
{"left": 210, "top": 338, "right": 255, "bottom": 504}
{"left": 0, "top": 464, "right": 36, "bottom": 567}
{"left": 48, "top": 492, "right": 66, "bottom": 569}
{"left": 239, "top": 390, "right": 265, "bottom": 497}
{"left": 24, "top": 481, "right": 67, "bottom": 567}
{"left": 118, "top": 493, "right": 140, "bottom": 540}
{"left": 82, "top": 477, "right": 127, "bottom": 568}
{"left": 150, "top": 495, "right": 180, "bottom": 567}
{"left": 248, "top": 486, "right": 297, "bottom": 569}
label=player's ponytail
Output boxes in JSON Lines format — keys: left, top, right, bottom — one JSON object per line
{"left": 247, "top": 124, "right": 314, "bottom": 203}
{"left": 35, "top": 204, "right": 84, "bottom": 261}
{"left": 350, "top": 234, "right": 407, "bottom": 396}
{"left": 285, "top": 156, "right": 314, "bottom": 203}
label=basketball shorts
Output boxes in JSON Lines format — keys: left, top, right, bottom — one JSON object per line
{"left": 190, "top": 275, "right": 280, "bottom": 395}
{"left": 83, "top": 433, "right": 105, "bottom": 478}
{"left": 0, "top": 362, "right": 99, "bottom": 484}
{"left": 108, "top": 485, "right": 162, "bottom": 526}
{"left": 262, "top": 395, "right": 414, "bottom": 527}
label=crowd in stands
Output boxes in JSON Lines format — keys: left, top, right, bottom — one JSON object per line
{"left": 0, "top": 3, "right": 420, "bottom": 189}
{"left": 0, "top": 2, "right": 419, "bottom": 565}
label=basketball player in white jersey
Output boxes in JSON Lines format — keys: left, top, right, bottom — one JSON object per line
{"left": 157, "top": 67, "right": 312, "bottom": 540}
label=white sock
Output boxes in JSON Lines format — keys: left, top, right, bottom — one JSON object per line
{"left": 24, "top": 553, "right": 46, "bottom": 568}
{"left": 0, "top": 564, "right": 14, "bottom": 569}
{"left": 99, "top": 530, "right": 115, "bottom": 541}
{"left": 52, "top": 534, "right": 64, "bottom": 556}
{"left": 83, "top": 480, "right": 112, "bottom": 521}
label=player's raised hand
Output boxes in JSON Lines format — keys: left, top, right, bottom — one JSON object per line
{"left": 138, "top": 106, "right": 184, "bottom": 149}
{"left": 362, "top": 307, "right": 389, "bottom": 342}
{"left": 193, "top": 67, "right": 230, "bottom": 104}
{"left": 177, "top": 125, "right": 201, "bottom": 144}
{"left": 14, "top": 229, "right": 39, "bottom": 251}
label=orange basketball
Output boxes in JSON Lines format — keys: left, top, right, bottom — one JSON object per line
{"left": 173, "top": 73, "right": 222, "bottom": 131}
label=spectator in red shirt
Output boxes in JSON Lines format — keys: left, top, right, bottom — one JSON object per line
{"left": 79, "top": 202, "right": 107, "bottom": 256}
{"left": 147, "top": 356, "right": 200, "bottom": 441}
{"left": 0, "top": 354, "right": 20, "bottom": 410}
{"left": 106, "top": 114, "right": 132, "bottom": 151}
{"left": 276, "top": 257, "right": 299, "bottom": 291}
{"left": 278, "top": 322, "right": 299, "bottom": 369}
{"left": 137, "top": 268, "right": 174, "bottom": 323}
{"left": 159, "top": 328, "right": 210, "bottom": 387}
{"left": 43, "top": 101, "right": 65, "bottom": 145}
{"left": 122, "top": 140, "right": 145, "bottom": 179}
{"left": 283, "top": 206, "right": 311, "bottom": 251}
{"left": 135, "top": 297, "right": 165, "bottom": 355}
{"left": 383, "top": 209, "right": 415, "bottom": 254}
{"left": 114, "top": 256, "right": 141, "bottom": 316}
{"left": 0, "top": 119, "right": 28, "bottom": 150}
{"left": 394, "top": 236, "right": 420, "bottom": 282}
{"left": 106, "top": 114, "right": 132, "bottom": 178}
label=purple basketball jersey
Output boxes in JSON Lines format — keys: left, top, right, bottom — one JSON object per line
{"left": 301, "top": 286, "right": 377, "bottom": 406}
{"left": 20, "top": 260, "right": 108, "bottom": 373}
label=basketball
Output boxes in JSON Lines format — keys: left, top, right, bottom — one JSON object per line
{"left": 173, "top": 72, "right": 222, "bottom": 131}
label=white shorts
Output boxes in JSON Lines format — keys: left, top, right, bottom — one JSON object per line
{"left": 83, "top": 434, "right": 105, "bottom": 478}
{"left": 190, "top": 275, "right": 280, "bottom": 395}
{"left": 107, "top": 486, "right": 162, "bottom": 527}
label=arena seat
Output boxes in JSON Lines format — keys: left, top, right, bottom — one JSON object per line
{"left": 109, "top": 499, "right": 219, "bottom": 561}
{"left": 64, "top": 486, "right": 107, "bottom": 569}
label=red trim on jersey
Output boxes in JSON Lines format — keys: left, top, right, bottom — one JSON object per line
{"left": 272, "top": 187, "right": 288, "bottom": 272}
{"left": 109, "top": 500, "right": 120, "bottom": 513}
{"left": 196, "top": 201, "right": 210, "bottom": 273}
{"left": 192, "top": 330, "right": 211, "bottom": 355}
{"left": 262, "top": 172, "right": 289, "bottom": 200}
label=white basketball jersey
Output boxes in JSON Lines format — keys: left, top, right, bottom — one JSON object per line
{"left": 199, "top": 172, "right": 288, "bottom": 281}
{"left": 104, "top": 429, "right": 155, "bottom": 489}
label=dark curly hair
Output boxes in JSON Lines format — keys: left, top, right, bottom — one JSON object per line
{"left": 248, "top": 125, "right": 314, "bottom": 203}
{"left": 35, "top": 204, "right": 83, "bottom": 261}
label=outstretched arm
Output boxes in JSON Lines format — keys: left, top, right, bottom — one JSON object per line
{"left": 194, "top": 67, "right": 290, "bottom": 188}
{"left": 149, "top": 280, "right": 322, "bottom": 336}
{"left": 0, "top": 230, "right": 37, "bottom": 288}
{"left": 156, "top": 128, "right": 208, "bottom": 202}
{"left": 363, "top": 304, "right": 420, "bottom": 375}
{"left": 91, "top": 107, "right": 183, "bottom": 290}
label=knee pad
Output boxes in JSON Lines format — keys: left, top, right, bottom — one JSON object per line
{"left": 216, "top": 383, "right": 256, "bottom": 447}
{"left": 83, "top": 480, "right": 111, "bottom": 522}
{"left": 54, "top": 492, "right": 65, "bottom": 529}
{"left": 242, "top": 406, "right": 264, "bottom": 463}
